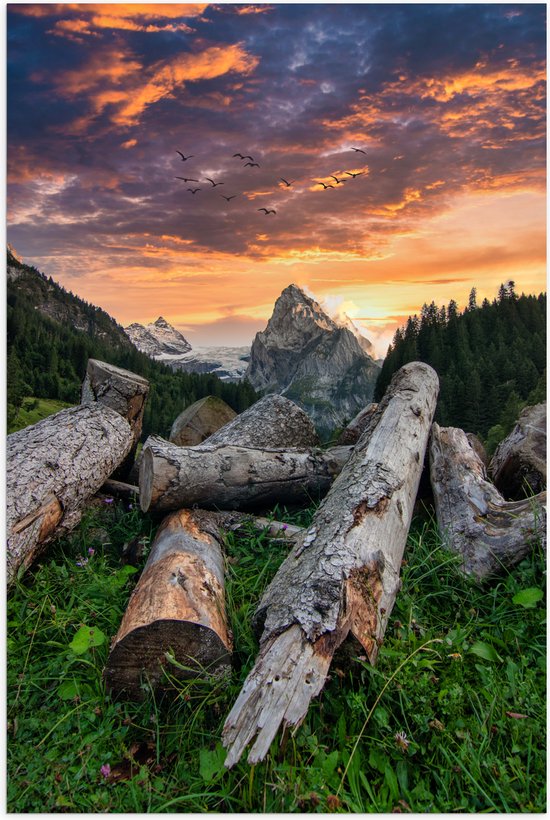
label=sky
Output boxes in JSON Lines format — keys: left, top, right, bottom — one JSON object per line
{"left": 6, "top": 2, "right": 547, "bottom": 354}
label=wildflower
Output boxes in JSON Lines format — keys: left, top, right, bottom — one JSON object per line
{"left": 447, "top": 652, "right": 462, "bottom": 660}
{"left": 128, "top": 503, "right": 133, "bottom": 510}
{"left": 88, "top": 547, "right": 95, "bottom": 556}
{"left": 75, "top": 556, "right": 88, "bottom": 567}
{"left": 281, "top": 523, "right": 288, "bottom": 531}
{"left": 100, "top": 763, "right": 111, "bottom": 778}
{"left": 326, "top": 794, "right": 341, "bottom": 811}
{"left": 103, "top": 497, "right": 114, "bottom": 504}
{"left": 394, "top": 730, "right": 410, "bottom": 752}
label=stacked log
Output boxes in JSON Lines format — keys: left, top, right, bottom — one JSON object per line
{"left": 489, "top": 402, "right": 546, "bottom": 499}
{"left": 7, "top": 405, "right": 134, "bottom": 586}
{"left": 105, "top": 509, "right": 231, "bottom": 698}
{"left": 169, "top": 396, "right": 237, "bottom": 446}
{"left": 429, "top": 423, "right": 546, "bottom": 580}
{"left": 222, "top": 362, "right": 439, "bottom": 766}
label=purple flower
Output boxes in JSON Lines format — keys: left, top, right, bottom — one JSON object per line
{"left": 281, "top": 524, "right": 288, "bottom": 531}
{"left": 75, "top": 557, "right": 88, "bottom": 567}
{"left": 100, "top": 763, "right": 111, "bottom": 778}
{"left": 128, "top": 503, "right": 133, "bottom": 510}
{"left": 88, "top": 547, "right": 95, "bottom": 556}
{"left": 103, "top": 497, "right": 114, "bottom": 504}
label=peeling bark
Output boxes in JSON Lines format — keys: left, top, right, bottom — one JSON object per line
{"left": 430, "top": 423, "right": 546, "bottom": 580}
{"left": 139, "top": 440, "right": 351, "bottom": 513}
{"left": 222, "top": 362, "right": 439, "bottom": 766}
{"left": 489, "top": 403, "right": 546, "bottom": 499}
{"left": 104, "top": 509, "right": 231, "bottom": 698}
{"left": 7, "top": 405, "right": 133, "bottom": 586}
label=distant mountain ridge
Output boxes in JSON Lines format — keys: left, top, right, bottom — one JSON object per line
{"left": 125, "top": 316, "right": 192, "bottom": 358}
{"left": 245, "top": 283, "right": 380, "bottom": 436}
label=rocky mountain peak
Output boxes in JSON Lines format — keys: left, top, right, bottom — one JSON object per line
{"left": 124, "top": 316, "right": 192, "bottom": 358}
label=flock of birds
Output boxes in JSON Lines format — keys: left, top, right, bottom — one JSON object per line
{"left": 174, "top": 147, "right": 368, "bottom": 215}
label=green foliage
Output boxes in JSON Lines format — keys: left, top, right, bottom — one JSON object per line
{"left": 7, "top": 501, "right": 546, "bottom": 813}
{"left": 375, "top": 285, "right": 546, "bottom": 441}
{"left": 8, "top": 396, "right": 73, "bottom": 433}
{"left": 7, "top": 250, "right": 258, "bottom": 438}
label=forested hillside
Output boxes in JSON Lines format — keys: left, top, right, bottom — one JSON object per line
{"left": 6, "top": 250, "right": 257, "bottom": 437}
{"left": 375, "top": 282, "right": 546, "bottom": 448}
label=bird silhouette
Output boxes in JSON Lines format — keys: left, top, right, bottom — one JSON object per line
{"left": 187, "top": 188, "right": 200, "bottom": 194}
{"left": 244, "top": 162, "right": 260, "bottom": 168}
{"left": 240, "top": 155, "right": 254, "bottom": 161}
{"left": 176, "top": 151, "right": 194, "bottom": 161}
{"left": 205, "top": 178, "right": 224, "bottom": 187}
{"left": 279, "top": 178, "right": 295, "bottom": 186}
{"left": 318, "top": 182, "right": 334, "bottom": 189}
{"left": 351, "top": 147, "right": 367, "bottom": 154}
{"left": 258, "top": 208, "right": 276, "bottom": 214}
{"left": 345, "top": 171, "right": 363, "bottom": 179}
{"left": 175, "top": 176, "right": 199, "bottom": 182}
{"left": 221, "top": 194, "right": 237, "bottom": 201}
{"left": 330, "top": 175, "right": 345, "bottom": 184}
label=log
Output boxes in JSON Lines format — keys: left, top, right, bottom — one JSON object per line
{"left": 429, "top": 423, "right": 546, "bottom": 580}
{"left": 169, "top": 396, "right": 237, "bottom": 446}
{"left": 101, "top": 479, "right": 139, "bottom": 501}
{"left": 139, "top": 439, "right": 351, "bottom": 513}
{"left": 222, "top": 361, "right": 439, "bottom": 766}
{"left": 104, "top": 508, "right": 231, "bottom": 698}
{"left": 81, "top": 359, "right": 150, "bottom": 478}
{"left": 7, "top": 405, "right": 134, "bottom": 586}
{"left": 489, "top": 403, "right": 546, "bottom": 499}
{"left": 204, "top": 394, "right": 320, "bottom": 448}
{"left": 336, "top": 402, "right": 378, "bottom": 445}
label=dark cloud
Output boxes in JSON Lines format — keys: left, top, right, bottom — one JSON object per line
{"left": 7, "top": 3, "right": 546, "bottom": 280}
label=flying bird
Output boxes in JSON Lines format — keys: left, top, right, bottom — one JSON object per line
{"left": 279, "top": 178, "right": 295, "bottom": 187}
{"left": 187, "top": 188, "right": 200, "bottom": 194}
{"left": 330, "top": 175, "right": 345, "bottom": 184}
{"left": 244, "top": 162, "right": 260, "bottom": 168}
{"left": 176, "top": 151, "right": 194, "bottom": 161}
{"left": 345, "top": 171, "right": 363, "bottom": 179}
{"left": 317, "top": 182, "right": 334, "bottom": 189}
{"left": 175, "top": 177, "right": 199, "bottom": 182}
{"left": 233, "top": 153, "right": 255, "bottom": 160}
{"left": 351, "top": 147, "right": 367, "bottom": 154}
{"left": 258, "top": 208, "right": 276, "bottom": 214}
{"left": 205, "top": 178, "right": 224, "bottom": 187}
{"left": 221, "top": 194, "right": 237, "bottom": 201}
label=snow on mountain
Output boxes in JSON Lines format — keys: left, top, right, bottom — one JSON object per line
{"left": 125, "top": 316, "right": 192, "bottom": 358}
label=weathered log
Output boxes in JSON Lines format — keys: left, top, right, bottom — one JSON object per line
{"left": 104, "top": 509, "right": 231, "bottom": 698}
{"left": 7, "top": 405, "right": 134, "bottom": 586}
{"left": 139, "top": 439, "right": 351, "bottom": 513}
{"left": 101, "top": 479, "right": 139, "bottom": 501}
{"left": 466, "top": 433, "right": 489, "bottom": 469}
{"left": 81, "top": 359, "right": 150, "bottom": 478}
{"left": 336, "top": 402, "right": 378, "bottom": 445}
{"left": 169, "top": 396, "right": 237, "bottom": 446}
{"left": 222, "top": 361, "right": 439, "bottom": 767}
{"left": 429, "top": 423, "right": 546, "bottom": 580}
{"left": 204, "top": 394, "right": 320, "bottom": 448}
{"left": 489, "top": 403, "right": 546, "bottom": 499}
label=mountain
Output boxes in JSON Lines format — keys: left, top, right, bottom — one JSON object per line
{"left": 339, "top": 313, "right": 376, "bottom": 357}
{"left": 245, "top": 283, "right": 380, "bottom": 436}
{"left": 125, "top": 317, "right": 192, "bottom": 358}
{"left": 124, "top": 317, "right": 249, "bottom": 381}
{"left": 6, "top": 247, "right": 258, "bottom": 437}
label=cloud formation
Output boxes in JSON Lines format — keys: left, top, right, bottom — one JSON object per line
{"left": 7, "top": 4, "right": 546, "bottom": 351}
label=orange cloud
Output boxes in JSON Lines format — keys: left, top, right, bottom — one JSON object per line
{"left": 235, "top": 5, "right": 274, "bottom": 14}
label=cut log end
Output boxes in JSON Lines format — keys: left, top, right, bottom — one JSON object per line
{"left": 139, "top": 447, "right": 155, "bottom": 512}
{"left": 105, "top": 620, "right": 231, "bottom": 699}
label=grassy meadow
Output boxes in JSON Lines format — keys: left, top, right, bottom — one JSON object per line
{"left": 7, "top": 496, "right": 546, "bottom": 813}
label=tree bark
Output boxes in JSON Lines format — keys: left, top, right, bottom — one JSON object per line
{"left": 222, "top": 361, "right": 439, "bottom": 767}
{"left": 104, "top": 509, "right": 231, "bottom": 698}
{"left": 429, "top": 423, "right": 546, "bottom": 580}
{"left": 336, "top": 402, "right": 378, "bottom": 445}
{"left": 7, "top": 405, "right": 133, "bottom": 586}
{"left": 81, "top": 358, "right": 150, "bottom": 478}
{"left": 203, "top": 394, "right": 320, "bottom": 448}
{"left": 139, "top": 439, "right": 351, "bottom": 513}
{"left": 169, "top": 396, "right": 237, "bottom": 446}
{"left": 101, "top": 479, "right": 139, "bottom": 501}
{"left": 489, "top": 403, "right": 546, "bottom": 499}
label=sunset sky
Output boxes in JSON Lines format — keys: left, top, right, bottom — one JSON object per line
{"left": 6, "top": 3, "right": 546, "bottom": 354}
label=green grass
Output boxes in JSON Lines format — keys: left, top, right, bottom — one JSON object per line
{"left": 7, "top": 500, "right": 546, "bottom": 812}
{"left": 8, "top": 396, "right": 73, "bottom": 433}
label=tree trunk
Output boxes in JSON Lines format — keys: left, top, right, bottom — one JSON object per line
{"left": 222, "top": 361, "right": 439, "bottom": 767}
{"left": 169, "top": 396, "right": 237, "bottom": 446}
{"left": 7, "top": 405, "right": 133, "bottom": 586}
{"left": 489, "top": 403, "right": 546, "bottom": 499}
{"left": 81, "top": 359, "right": 150, "bottom": 479}
{"left": 204, "top": 394, "right": 320, "bottom": 448}
{"left": 336, "top": 402, "right": 378, "bottom": 445}
{"left": 429, "top": 423, "right": 546, "bottom": 580}
{"left": 101, "top": 479, "right": 139, "bottom": 501}
{"left": 139, "top": 439, "right": 351, "bottom": 513}
{"left": 104, "top": 509, "right": 231, "bottom": 698}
